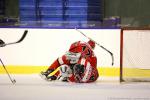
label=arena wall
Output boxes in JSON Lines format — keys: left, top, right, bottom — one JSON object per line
{"left": 0, "top": 28, "right": 120, "bottom": 80}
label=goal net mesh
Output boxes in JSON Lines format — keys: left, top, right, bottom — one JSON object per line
{"left": 120, "top": 28, "right": 150, "bottom": 82}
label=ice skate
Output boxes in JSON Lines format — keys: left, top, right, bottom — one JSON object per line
{"left": 40, "top": 69, "right": 55, "bottom": 81}
{"left": 46, "top": 75, "right": 57, "bottom": 81}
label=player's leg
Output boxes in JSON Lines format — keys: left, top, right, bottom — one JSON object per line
{"left": 87, "top": 57, "right": 99, "bottom": 83}
{"left": 87, "top": 67, "right": 99, "bottom": 83}
{"left": 41, "top": 59, "right": 60, "bottom": 76}
{"left": 40, "top": 55, "right": 70, "bottom": 81}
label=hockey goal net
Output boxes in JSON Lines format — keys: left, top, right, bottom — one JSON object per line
{"left": 120, "top": 27, "right": 150, "bottom": 82}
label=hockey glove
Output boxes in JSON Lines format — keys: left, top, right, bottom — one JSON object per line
{"left": 73, "top": 64, "right": 85, "bottom": 83}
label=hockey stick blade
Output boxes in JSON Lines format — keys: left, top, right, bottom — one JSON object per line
{"left": 12, "top": 79, "right": 16, "bottom": 84}
{"left": 0, "top": 39, "right": 6, "bottom": 47}
{"left": 75, "top": 28, "right": 114, "bottom": 66}
{"left": 5, "top": 30, "right": 28, "bottom": 46}
{"left": 16, "top": 30, "right": 28, "bottom": 43}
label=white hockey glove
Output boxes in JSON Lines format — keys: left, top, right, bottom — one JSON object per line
{"left": 57, "top": 65, "right": 72, "bottom": 81}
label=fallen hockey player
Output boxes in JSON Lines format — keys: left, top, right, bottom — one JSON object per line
{"left": 40, "top": 40, "right": 99, "bottom": 83}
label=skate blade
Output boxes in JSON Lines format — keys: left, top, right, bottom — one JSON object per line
{"left": 39, "top": 73, "right": 53, "bottom": 81}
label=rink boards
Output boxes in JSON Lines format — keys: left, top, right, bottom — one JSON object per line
{"left": 0, "top": 28, "right": 120, "bottom": 80}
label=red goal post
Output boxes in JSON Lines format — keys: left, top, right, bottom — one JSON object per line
{"left": 120, "top": 27, "right": 150, "bottom": 82}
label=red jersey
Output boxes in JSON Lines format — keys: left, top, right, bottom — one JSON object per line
{"left": 48, "top": 41, "right": 99, "bottom": 83}
{"left": 67, "top": 41, "right": 98, "bottom": 83}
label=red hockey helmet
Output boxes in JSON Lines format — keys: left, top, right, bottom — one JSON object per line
{"left": 88, "top": 40, "right": 95, "bottom": 49}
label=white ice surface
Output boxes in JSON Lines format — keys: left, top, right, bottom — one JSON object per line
{"left": 0, "top": 74, "right": 150, "bottom": 100}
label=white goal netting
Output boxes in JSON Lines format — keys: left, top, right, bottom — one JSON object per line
{"left": 121, "top": 28, "right": 150, "bottom": 82}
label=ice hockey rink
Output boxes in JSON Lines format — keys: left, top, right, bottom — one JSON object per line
{"left": 0, "top": 29, "right": 150, "bottom": 100}
{"left": 1, "top": 0, "right": 150, "bottom": 99}
{"left": 0, "top": 74, "right": 150, "bottom": 100}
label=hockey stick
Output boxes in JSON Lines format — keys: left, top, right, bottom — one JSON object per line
{"left": 75, "top": 28, "right": 114, "bottom": 66}
{"left": 0, "top": 58, "right": 16, "bottom": 84}
{"left": 0, "top": 30, "right": 28, "bottom": 84}
{"left": 0, "top": 30, "right": 28, "bottom": 47}
{"left": 4, "top": 30, "right": 28, "bottom": 46}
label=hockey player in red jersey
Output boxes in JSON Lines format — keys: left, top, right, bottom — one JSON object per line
{"left": 40, "top": 40, "right": 99, "bottom": 83}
